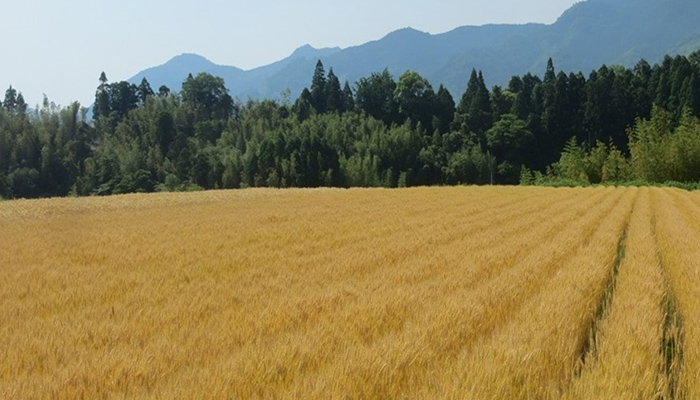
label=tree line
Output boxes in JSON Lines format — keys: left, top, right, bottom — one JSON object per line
{"left": 1, "top": 51, "right": 700, "bottom": 199}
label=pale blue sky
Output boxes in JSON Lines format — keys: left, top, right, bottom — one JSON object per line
{"left": 0, "top": 0, "right": 580, "bottom": 107}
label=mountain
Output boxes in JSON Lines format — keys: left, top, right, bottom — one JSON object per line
{"left": 128, "top": 0, "right": 700, "bottom": 100}
{"left": 129, "top": 53, "right": 245, "bottom": 94}
{"left": 128, "top": 47, "right": 341, "bottom": 100}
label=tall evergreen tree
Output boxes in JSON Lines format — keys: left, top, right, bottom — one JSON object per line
{"left": 632, "top": 59, "right": 653, "bottom": 119}
{"left": 3, "top": 86, "right": 17, "bottom": 112}
{"left": 310, "top": 60, "right": 327, "bottom": 113}
{"left": 508, "top": 76, "right": 529, "bottom": 120}
{"left": 689, "top": 50, "right": 700, "bottom": 70}
{"left": 583, "top": 66, "right": 616, "bottom": 147}
{"left": 568, "top": 72, "right": 587, "bottom": 143}
{"left": 138, "top": 78, "right": 154, "bottom": 104}
{"left": 93, "top": 72, "right": 111, "bottom": 120}
{"left": 454, "top": 69, "right": 493, "bottom": 147}
{"left": 293, "top": 88, "right": 314, "bottom": 121}
{"left": 490, "top": 85, "right": 512, "bottom": 121}
{"left": 325, "top": 68, "right": 342, "bottom": 113}
{"left": 544, "top": 58, "right": 556, "bottom": 85}
{"left": 434, "top": 85, "right": 455, "bottom": 134}
{"left": 341, "top": 81, "right": 355, "bottom": 112}
{"left": 541, "top": 60, "right": 567, "bottom": 164}
{"left": 16, "top": 93, "right": 27, "bottom": 115}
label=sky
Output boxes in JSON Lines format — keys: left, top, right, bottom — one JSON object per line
{"left": 0, "top": 0, "right": 581, "bottom": 107}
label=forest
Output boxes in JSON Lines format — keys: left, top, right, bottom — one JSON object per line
{"left": 1, "top": 51, "right": 700, "bottom": 199}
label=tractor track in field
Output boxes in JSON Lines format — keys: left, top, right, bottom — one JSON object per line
{"left": 575, "top": 190, "right": 685, "bottom": 399}
{"left": 574, "top": 202, "right": 631, "bottom": 376}
{"left": 652, "top": 205, "right": 685, "bottom": 400}
{"left": 661, "top": 272, "right": 684, "bottom": 400}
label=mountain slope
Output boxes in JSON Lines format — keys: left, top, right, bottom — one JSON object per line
{"left": 128, "top": 47, "right": 341, "bottom": 99}
{"left": 128, "top": 0, "right": 700, "bottom": 100}
{"left": 129, "top": 53, "right": 244, "bottom": 94}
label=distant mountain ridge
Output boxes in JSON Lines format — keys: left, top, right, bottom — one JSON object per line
{"left": 128, "top": 0, "right": 700, "bottom": 100}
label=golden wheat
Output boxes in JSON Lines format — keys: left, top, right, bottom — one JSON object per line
{"left": 653, "top": 187, "right": 700, "bottom": 399}
{"left": 419, "top": 187, "right": 635, "bottom": 399}
{"left": 1, "top": 186, "right": 699, "bottom": 399}
{"left": 562, "top": 187, "right": 667, "bottom": 399}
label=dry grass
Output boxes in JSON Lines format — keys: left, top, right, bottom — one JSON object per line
{"left": 1, "top": 186, "right": 699, "bottom": 399}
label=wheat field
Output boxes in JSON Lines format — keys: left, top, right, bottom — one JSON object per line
{"left": 1, "top": 186, "right": 699, "bottom": 399}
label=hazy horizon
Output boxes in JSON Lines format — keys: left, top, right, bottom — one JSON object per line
{"left": 1, "top": 0, "right": 580, "bottom": 107}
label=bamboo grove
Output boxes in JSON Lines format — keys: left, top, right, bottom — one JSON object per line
{"left": 1, "top": 52, "right": 700, "bottom": 199}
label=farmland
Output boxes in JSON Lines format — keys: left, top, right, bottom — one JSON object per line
{"left": 1, "top": 186, "right": 699, "bottom": 399}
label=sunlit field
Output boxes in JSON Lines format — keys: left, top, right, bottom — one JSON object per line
{"left": 2, "top": 186, "right": 699, "bottom": 399}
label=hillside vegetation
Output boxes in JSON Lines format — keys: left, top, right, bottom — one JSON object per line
{"left": 2, "top": 51, "right": 700, "bottom": 199}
